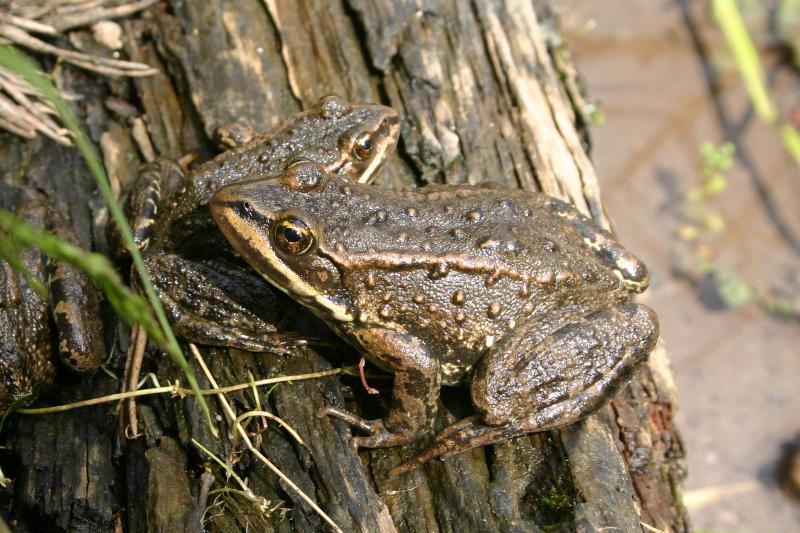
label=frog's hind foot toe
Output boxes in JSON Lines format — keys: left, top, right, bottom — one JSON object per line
{"left": 316, "top": 405, "right": 375, "bottom": 433}
{"left": 389, "top": 418, "right": 506, "bottom": 477}
{"left": 317, "top": 407, "right": 419, "bottom": 450}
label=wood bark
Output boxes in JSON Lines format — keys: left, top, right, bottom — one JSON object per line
{"left": 0, "top": 1, "right": 689, "bottom": 532}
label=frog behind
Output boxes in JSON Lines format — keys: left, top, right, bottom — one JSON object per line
{"left": 115, "top": 95, "right": 400, "bottom": 352}
{"left": 210, "top": 161, "right": 659, "bottom": 475}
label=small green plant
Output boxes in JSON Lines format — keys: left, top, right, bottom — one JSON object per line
{"left": 679, "top": 141, "right": 735, "bottom": 241}
{"left": 677, "top": 141, "right": 799, "bottom": 317}
{"left": 677, "top": 141, "right": 756, "bottom": 310}
{"left": 0, "top": 44, "right": 214, "bottom": 431}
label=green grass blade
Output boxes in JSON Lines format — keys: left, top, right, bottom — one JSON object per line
{"left": 712, "top": 0, "right": 776, "bottom": 122}
{"left": 0, "top": 44, "right": 215, "bottom": 433}
{"left": 712, "top": 0, "right": 800, "bottom": 166}
{"left": 0, "top": 210, "right": 163, "bottom": 341}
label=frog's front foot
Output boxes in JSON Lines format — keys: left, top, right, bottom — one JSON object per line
{"left": 214, "top": 122, "right": 256, "bottom": 150}
{"left": 138, "top": 254, "right": 298, "bottom": 354}
{"left": 316, "top": 406, "right": 418, "bottom": 449}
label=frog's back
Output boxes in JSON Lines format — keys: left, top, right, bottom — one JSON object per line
{"left": 320, "top": 182, "right": 629, "bottom": 301}
{"left": 313, "top": 182, "right": 638, "bottom": 377}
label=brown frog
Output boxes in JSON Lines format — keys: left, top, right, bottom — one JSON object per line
{"left": 210, "top": 160, "right": 659, "bottom": 475}
{"left": 0, "top": 187, "right": 103, "bottom": 411}
{"left": 1, "top": 96, "right": 399, "bottom": 410}
{"left": 116, "top": 95, "right": 400, "bottom": 351}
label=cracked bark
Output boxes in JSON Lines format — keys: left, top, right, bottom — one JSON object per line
{"left": 0, "top": 1, "right": 689, "bottom": 531}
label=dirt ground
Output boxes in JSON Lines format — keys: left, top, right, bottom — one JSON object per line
{"left": 558, "top": 1, "right": 800, "bottom": 532}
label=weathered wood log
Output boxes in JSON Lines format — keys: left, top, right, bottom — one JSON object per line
{"left": 0, "top": 1, "right": 689, "bottom": 531}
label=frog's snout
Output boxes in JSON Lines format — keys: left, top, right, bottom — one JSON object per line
{"left": 210, "top": 184, "right": 252, "bottom": 231}
{"left": 381, "top": 108, "right": 400, "bottom": 137}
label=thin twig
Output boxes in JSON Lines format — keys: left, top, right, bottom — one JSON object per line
{"left": 125, "top": 323, "right": 148, "bottom": 437}
{"left": 0, "top": 23, "right": 158, "bottom": 76}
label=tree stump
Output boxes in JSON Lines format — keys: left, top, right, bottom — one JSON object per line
{"left": 0, "top": 1, "right": 689, "bottom": 532}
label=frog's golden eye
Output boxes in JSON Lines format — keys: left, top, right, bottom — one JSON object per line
{"left": 353, "top": 132, "right": 374, "bottom": 160}
{"left": 273, "top": 217, "right": 314, "bottom": 255}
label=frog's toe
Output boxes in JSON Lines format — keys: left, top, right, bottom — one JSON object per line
{"left": 389, "top": 419, "right": 506, "bottom": 477}
{"left": 317, "top": 406, "right": 417, "bottom": 449}
{"left": 430, "top": 415, "right": 481, "bottom": 442}
{"left": 214, "top": 122, "right": 256, "bottom": 150}
{"left": 316, "top": 405, "right": 376, "bottom": 433}
{"left": 351, "top": 428, "right": 416, "bottom": 450}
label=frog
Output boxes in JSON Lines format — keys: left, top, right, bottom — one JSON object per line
{"left": 1, "top": 186, "right": 104, "bottom": 411}
{"left": 115, "top": 95, "right": 400, "bottom": 352}
{"left": 209, "top": 160, "right": 660, "bottom": 475}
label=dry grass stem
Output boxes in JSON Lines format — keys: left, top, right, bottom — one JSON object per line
{"left": 5, "top": 1, "right": 158, "bottom": 33}
{"left": 0, "top": 1, "right": 158, "bottom": 142}
{"left": 12, "top": 364, "right": 355, "bottom": 415}
{"left": 188, "top": 343, "right": 344, "bottom": 533}
{"left": 0, "top": 23, "right": 158, "bottom": 76}
{"left": 232, "top": 410, "right": 308, "bottom": 449}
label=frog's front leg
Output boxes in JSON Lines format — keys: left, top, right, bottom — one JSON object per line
{"left": 135, "top": 254, "right": 295, "bottom": 353}
{"left": 110, "top": 159, "right": 184, "bottom": 256}
{"left": 391, "top": 303, "right": 658, "bottom": 476}
{"left": 318, "top": 328, "right": 441, "bottom": 449}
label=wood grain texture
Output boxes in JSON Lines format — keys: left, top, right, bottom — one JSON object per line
{"left": 0, "top": 1, "right": 689, "bottom": 531}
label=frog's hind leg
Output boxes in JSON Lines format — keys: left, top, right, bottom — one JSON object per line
{"left": 390, "top": 303, "right": 658, "bottom": 477}
{"left": 389, "top": 358, "right": 636, "bottom": 477}
{"left": 46, "top": 206, "right": 105, "bottom": 373}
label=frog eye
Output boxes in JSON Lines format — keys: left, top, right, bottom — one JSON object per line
{"left": 273, "top": 217, "right": 314, "bottom": 255}
{"left": 353, "top": 132, "right": 374, "bottom": 160}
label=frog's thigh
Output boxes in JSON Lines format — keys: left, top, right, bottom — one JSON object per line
{"left": 471, "top": 303, "right": 658, "bottom": 427}
{"left": 355, "top": 328, "right": 441, "bottom": 437}
{"left": 47, "top": 210, "right": 104, "bottom": 373}
{"left": 139, "top": 253, "right": 289, "bottom": 353}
